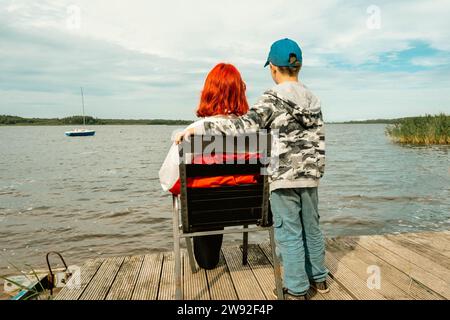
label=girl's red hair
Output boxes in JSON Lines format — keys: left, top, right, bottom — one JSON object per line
{"left": 197, "top": 63, "right": 249, "bottom": 117}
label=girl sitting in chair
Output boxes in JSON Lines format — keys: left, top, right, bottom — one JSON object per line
{"left": 159, "top": 63, "right": 251, "bottom": 269}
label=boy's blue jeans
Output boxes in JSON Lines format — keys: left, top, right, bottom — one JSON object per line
{"left": 270, "top": 187, "right": 328, "bottom": 295}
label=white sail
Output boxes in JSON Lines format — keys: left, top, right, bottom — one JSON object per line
{"left": 65, "top": 87, "right": 96, "bottom": 137}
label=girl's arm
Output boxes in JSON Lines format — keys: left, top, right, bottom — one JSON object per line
{"left": 158, "top": 143, "right": 180, "bottom": 192}
{"left": 175, "top": 96, "right": 275, "bottom": 144}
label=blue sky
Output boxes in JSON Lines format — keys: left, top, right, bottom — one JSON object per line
{"left": 1, "top": 0, "right": 449, "bottom": 122}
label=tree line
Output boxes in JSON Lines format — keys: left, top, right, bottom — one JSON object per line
{"left": 0, "top": 115, "right": 193, "bottom": 126}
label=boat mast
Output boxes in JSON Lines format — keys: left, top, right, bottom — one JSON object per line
{"left": 81, "top": 87, "right": 86, "bottom": 127}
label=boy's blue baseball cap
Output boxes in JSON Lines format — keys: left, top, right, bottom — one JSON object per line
{"left": 264, "top": 38, "right": 303, "bottom": 67}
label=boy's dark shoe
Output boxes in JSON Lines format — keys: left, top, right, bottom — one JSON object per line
{"left": 311, "top": 280, "right": 330, "bottom": 294}
{"left": 272, "top": 288, "right": 308, "bottom": 300}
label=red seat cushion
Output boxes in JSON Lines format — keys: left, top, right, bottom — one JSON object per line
{"left": 169, "top": 153, "right": 262, "bottom": 195}
{"left": 169, "top": 174, "right": 260, "bottom": 195}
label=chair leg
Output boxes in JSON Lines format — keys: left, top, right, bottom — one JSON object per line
{"left": 269, "top": 227, "right": 284, "bottom": 300}
{"left": 242, "top": 225, "right": 248, "bottom": 265}
{"left": 174, "top": 236, "right": 182, "bottom": 300}
{"left": 172, "top": 196, "right": 183, "bottom": 300}
{"left": 185, "top": 237, "right": 197, "bottom": 273}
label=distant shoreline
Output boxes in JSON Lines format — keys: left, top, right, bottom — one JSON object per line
{"left": 1, "top": 122, "right": 393, "bottom": 126}
{"left": 0, "top": 115, "right": 193, "bottom": 126}
{"left": 1, "top": 114, "right": 447, "bottom": 127}
{"left": 0, "top": 123, "right": 194, "bottom": 126}
{"left": 0, "top": 114, "right": 410, "bottom": 126}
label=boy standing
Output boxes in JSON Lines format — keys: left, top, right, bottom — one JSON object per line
{"left": 177, "top": 38, "right": 329, "bottom": 299}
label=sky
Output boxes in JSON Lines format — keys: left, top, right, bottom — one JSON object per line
{"left": 1, "top": 0, "right": 450, "bottom": 122}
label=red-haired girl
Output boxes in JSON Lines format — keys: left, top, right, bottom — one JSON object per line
{"left": 159, "top": 63, "right": 249, "bottom": 269}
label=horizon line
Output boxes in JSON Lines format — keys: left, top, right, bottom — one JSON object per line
{"left": 2, "top": 113, "right": 448, "bottom": 124}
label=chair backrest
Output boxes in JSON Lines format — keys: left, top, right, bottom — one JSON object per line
{"left": 178, "top": 133, "right": 272, "bottom": 233}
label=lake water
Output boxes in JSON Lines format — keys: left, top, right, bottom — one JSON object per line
{"left": 0, "top": 124, "right": 449, "bottom": 273}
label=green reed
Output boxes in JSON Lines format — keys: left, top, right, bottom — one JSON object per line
{"left": 386, "top": 113, "right": 450, "bottom": 145}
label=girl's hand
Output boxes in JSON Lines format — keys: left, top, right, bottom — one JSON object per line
{"left": 174, "top": 128, "right": 195, "bottom": 144}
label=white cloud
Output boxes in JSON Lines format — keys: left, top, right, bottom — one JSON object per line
{"left": 5, "top": 0, "right": 450, "bottom": 64}
{"left": 1, "top": 0, "right": 450, "bottom": 121}
{"left": 411, "top": 56, "right": 450, "bottom": 67}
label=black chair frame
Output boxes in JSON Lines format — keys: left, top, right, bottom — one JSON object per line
{"left": 172, "top": 133, "right": 283, "bottom": 300}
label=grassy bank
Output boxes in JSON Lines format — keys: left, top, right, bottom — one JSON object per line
{"left": 0, "top": 115, "right": 192, "bottom": 126}
{"left": 386, "top": 113, "right": 449, "bottom": 145}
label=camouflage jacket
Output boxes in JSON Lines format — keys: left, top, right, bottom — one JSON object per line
{"left": 201, "top": 81, "right": 325, "bottom": 191}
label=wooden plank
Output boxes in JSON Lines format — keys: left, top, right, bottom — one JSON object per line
{"left": 260, "top": 242, "right": 354, "bottom": 300}
{"left": 206, "top": 253, "right": 238, "bottom": 300}
{"left": 416, "top": 231, "right": 450, "bottom": 242}
{"left": 53, "top": 232, "right": 450, "bottom": 301}
{"left": 406, "top": 233, "right": 450, "bottom": 258}
{"left": 131, "top": 253, "right": 163, "bottom": 300}
{"left": 327, "top": 239, "right": 412, "bottom": 300}
{"left": 158, "top": 252, "right": 177, "bottom": 300}
{"left": 386, "top": 234, "right": 450, "bottom": 268}
{"left": 368, "top": 235, "right": 450, "bottom": 283}
{"left": 398, "top": 232, "right": 450, "bottom": 256}
{"left": 79, "top": 256, "right": 125, "bottom": 300}
{"left": 106, "top": 255, "right": 144, "bottom": 300}
{"left": 326, "top": 251, "right": 386, "bottom": 300}
{"left": 322, "top": 275, "right": 354, "bottom": 300}
{"left": 183, "top": 251, "right": 210, "bottom": 300}
{"left": 244, "top": 245, "right": 279, "bottom": 300}
{"left": 341, "top": 238, "right": 444, "bottom": 300}
{"left": 355, "top": 236, "right": 450, "bottom": 299}
{"left": 222, "top": 246, "right": 266, "bottom": 300}
{"left": 54, "top": 258, "right": 104, "bottom": 300}
{"left": 258, "top": 242, "right": 274, "bottom": 265}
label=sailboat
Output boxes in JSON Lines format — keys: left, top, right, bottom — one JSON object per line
{"left": 65, "top": 87, "right": 96, "bottom": 137}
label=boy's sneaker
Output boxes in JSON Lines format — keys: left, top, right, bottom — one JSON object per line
{"left": 311, "top": 280, "right": 330, "bottom": 294}
{"left": 272, "top": 288, "right": 308, "bottom": 300}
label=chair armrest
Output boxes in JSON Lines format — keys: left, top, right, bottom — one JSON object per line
{"left": 172, "top": 195, "right": 182, "bottom": 232}
{"left": 172, "top": 195, "right": 180, "bottom": 215}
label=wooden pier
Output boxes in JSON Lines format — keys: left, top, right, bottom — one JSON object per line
{"left": 55, "top": 231, "right": 450, "bottom": 300}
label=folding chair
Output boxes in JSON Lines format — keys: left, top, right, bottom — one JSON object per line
{"left": 172, "top": 132, "right": 284, "bottom": 300}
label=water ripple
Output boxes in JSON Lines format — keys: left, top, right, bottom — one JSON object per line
{"left": 1, "top": 124, "right": 448, "bottom": 274}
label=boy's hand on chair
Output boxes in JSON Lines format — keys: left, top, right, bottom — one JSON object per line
{"left": 175, "top": 128, "right": 195, "bottom": 144}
